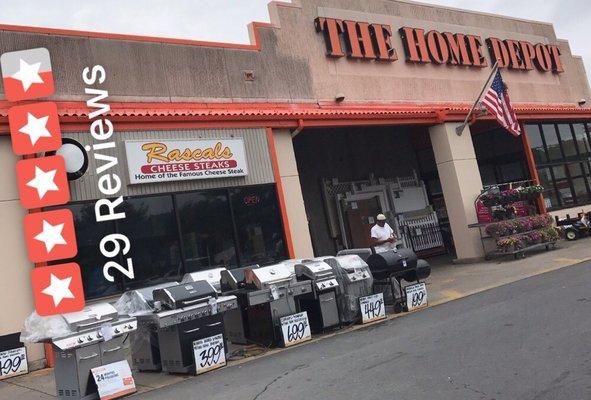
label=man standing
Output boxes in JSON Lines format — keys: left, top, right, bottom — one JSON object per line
{"left": 370, "top": 213, "right": 396, "bottom": 253}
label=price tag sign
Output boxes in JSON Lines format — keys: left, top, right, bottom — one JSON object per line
{"left": 405, "top": 283, "right": 428, "bottom": 311}
{"left": 359, "top": 293, "right": 386, "bottom": 324}
{"left": 193, "top": 334, "right": 226, "bottom": 375}
{"left": 0, "top": 347, "right": 28, "bottom": 380}
{"left": 91, "top": 360, "right": 136, "bottom": 400}
{"left": 280, "top": 312, "right": 311, "bottom": 347}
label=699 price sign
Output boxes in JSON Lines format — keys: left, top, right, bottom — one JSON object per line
{"left": 359, "top": 293, "right": 386, "bottom": 324}
{"left": 0, "top": 347, "right": 28, "bottom": 380}
{"left": 193, "top": 334, "right": 226, "bottom": 375}
{"left": 280, "top": 312, "right": 311, "bottom": 347}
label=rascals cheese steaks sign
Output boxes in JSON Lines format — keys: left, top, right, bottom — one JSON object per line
{"left": 125, "top": 139, "right": 248, "bottom": 184}
{"left": 315, "top": 18, "right": 563, "bottom": 73}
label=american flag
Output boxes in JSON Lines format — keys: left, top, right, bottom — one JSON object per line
{"left": 482, "top": 69, "right": 521, "bottom": 137}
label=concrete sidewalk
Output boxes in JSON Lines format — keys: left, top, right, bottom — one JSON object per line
{"left": 1, "top": 239, "right": 590, "bottom": 399}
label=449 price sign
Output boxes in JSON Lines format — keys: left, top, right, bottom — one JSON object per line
{"left": 280, "top": 311, "right": 311, "bottom": 347}
{"left": 193, "top": 334, "right": 226, "bottom": 375}
{"left": 405, "top": 282, "right": 428, "bottom": 311}
{"left": 359, "top": 293, "right": 386, "bottom": 324}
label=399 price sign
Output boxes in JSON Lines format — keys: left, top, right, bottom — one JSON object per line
{"left": 405, "top": 283, "right": 428, "bottom": 311}
{"left": 193, "top": 334, "right": 226, "bottom": 375}
{"left": 359, "top": 293, "right": 386, "bottom": 324}
{"left": 280, "top": 312, "right": 311, "bottom": 347}
{"left": 0, "top": 347, "right": 28, "bottom": 380}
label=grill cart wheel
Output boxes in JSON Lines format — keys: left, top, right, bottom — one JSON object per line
{"left": 565, "top": 229, "right": 579, "bottom": 241}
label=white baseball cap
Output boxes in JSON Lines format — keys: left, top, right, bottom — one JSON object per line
{"left": 376, "top": 214, "right": 387, "bottom": 221}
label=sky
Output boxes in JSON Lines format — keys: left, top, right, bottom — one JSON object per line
{"left": 0, "top": 0, "right": 589, "bottom": 81}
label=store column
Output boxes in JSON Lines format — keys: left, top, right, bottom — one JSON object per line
{"left": 0, "top": 137, "right": 46, "bottom": 369}
{"left": 429, "top": 122, "right": 484, "bottom": 261}
{"left": 267, "top": 129, "right": 314, "bottom": 259}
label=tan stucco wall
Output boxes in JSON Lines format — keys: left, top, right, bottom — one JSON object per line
{"left": 0, "top": 137, "right": 45, "bottom": 369}
{"left": 0, "top": 0, "right": 588, "bottom": 105}
{"left": 273, "top": 129, "right": 314, "bottom": 259}
{"left": 429, "top": 123, "right": 484, "bottom": 260}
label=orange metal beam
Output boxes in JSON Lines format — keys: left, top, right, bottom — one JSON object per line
{"left": 521, "top": 124, "right": 547, "bottom": 214}
{"left": 265, "top": 127, "right": 295, "bottom": 259}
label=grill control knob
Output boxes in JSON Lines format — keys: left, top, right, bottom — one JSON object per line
{"left": 87, "top": 335, "right": 93, "bottom": 341}
{"left": 114, "top": 328, "right": 120, "bottom": 334}
{"left": 329, "top": 281, "right": 334, "bottom": 286}
{"left": 77, "top": 338, "right": 84, "bottom": 343}
{"left": 97, "top": 332, "right": 103, "bottom": 338}
{"left": 362, "top": 273, "right": 367, "bottom": 278}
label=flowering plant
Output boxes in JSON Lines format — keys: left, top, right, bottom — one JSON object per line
{"left": 486, "top": 214, "right": 553, "bottom": 237}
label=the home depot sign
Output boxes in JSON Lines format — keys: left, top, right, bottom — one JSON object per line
{"left": 314, "top": 18, "right": 563, "bottom": 73}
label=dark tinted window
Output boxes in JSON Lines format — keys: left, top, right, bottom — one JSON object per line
{"left": 176, "top": 190, "right": 237, "bottom": 272}
{"left": 117, "top": 195, "right": 182, "bottom": 289}
{"left": 230, "top": 185, "right": 287, "bottom": 266}
{"left": 57, "top": 202, "right": 120, "bottom": 300}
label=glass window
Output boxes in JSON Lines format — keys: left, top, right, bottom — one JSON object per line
{"left": 117, "top": 195, "right": 182, "bottom": 289}
{"left": 542, "top": 124, "right": 563, "bottom": 161}
{"left": 58, "top": 202, "right": 120, "bottom": 300}
{"left": 526, "top": 124, "right": 547, "bottom": 164}
{"left": 230, "top": 185, "right": 287, "bottom": 266}
{"left": 176, "top": 190, "right": 237, "bottom": 272}
{"left": 573, "top": 123, "right": 590, "bottom": 155}
{"left": 555, "top": 179, "right": 575, "bottom": 207}
{"left": 538, "top": 167, "right": 559, "bottom": 209}
{"left": 557, "top": 124, "right": 577, "bottom": 159}
{"left": 553, "top": 164, "right": 567, "bottom": 180}
{"left": 572, "top": 177, "right": 591, "bottom": 204}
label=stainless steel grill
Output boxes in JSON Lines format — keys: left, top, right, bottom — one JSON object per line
{"left": 221, "top": 264, "right": 312, "bottom": 346}
{"left": 150, "top": 281, "right": 237, "bottom": 374}
{"left": 323, "top": 255, "right": 374, "bottom": 324}
{"left": 51, "top": 303, "right": 137, "bottom": 400}
{"left": 294, "top": 260, "right": 340, "bottom": 332}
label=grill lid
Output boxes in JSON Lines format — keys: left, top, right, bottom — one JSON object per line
{"left": 152, "top": 281, "right": 217, "bottom": 310}
{"left": 62, "top": 303, "right": 117, "bottom": 330}
{"left": 295, "top": 260, "right": 335, "bottom": 280}
{"left": 220, "top": 265, "right": 259, "bottom": 290}
{"left": 181, "top": 267, "right": 227, "bottom": 292}
{"left": 245, "top": 264, "right": 295, "bottom": 288}
{"left": 324, "top": 255, "right": 370, "bottom": 273}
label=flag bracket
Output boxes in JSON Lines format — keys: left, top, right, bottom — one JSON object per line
{"left": 455, "top": 60, "right": 499, "bottom": 136}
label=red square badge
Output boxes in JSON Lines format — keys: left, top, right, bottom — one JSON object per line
{"left": 24, "top": 209, "right": 77, "bottom": 263}
{"left": 31, "top": 263, "right": 85, "bottom": 316}
{"left": 8, "top": 102, "right": 62, "bottom": 155}
{"left": 1, "top": 48, "right": 54, "bottom": 102}
{"left": 15, "top": 155, "right": 70, "bottom": 209}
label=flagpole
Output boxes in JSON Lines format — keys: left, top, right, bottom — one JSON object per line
{"left": 455, "top": 60, "right": 499, "bottom": 136}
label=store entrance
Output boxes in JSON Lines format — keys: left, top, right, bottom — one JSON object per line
{"left": 292, "top": 125, "right": 451, "bottom": 258}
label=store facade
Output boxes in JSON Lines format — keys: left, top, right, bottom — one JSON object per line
{"left": 1, "top": 0, "right": 590, "bottom": 369}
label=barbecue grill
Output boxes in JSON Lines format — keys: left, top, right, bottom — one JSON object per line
{"left": 322, "top": 255, "right": 374, "bottom": 324}
{"left": 365, "top": 248, "right": 431, "bottom": 312}
{"left": 221, "top": 264, "right": 312, "bottom": 346}
{"left": 294, "top": 260, "right": 340, "bottom": 332}
{"left": 115, "top": 281, "right": 178, "bottom": 371}
{"left": 51, "top": 303, "right": 137, "bottom": 400}
{"left": 146, "top": 281, "right": 238, "bottom": 374}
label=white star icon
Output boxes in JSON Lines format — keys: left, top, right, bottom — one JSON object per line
{"left": 11, "top": 59, "right": 44, "bottom": 92}
{"left": 34, "top": 220, "right": 66, "bottom": 252}
{"left": 41, "top": 273, "right": 74, "bottom": 307}
{"left": 19, "top": 113, "right": 51, "bottom": 145}
{"left": 26, "top": 166, "right": 59, "bottom": 199}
